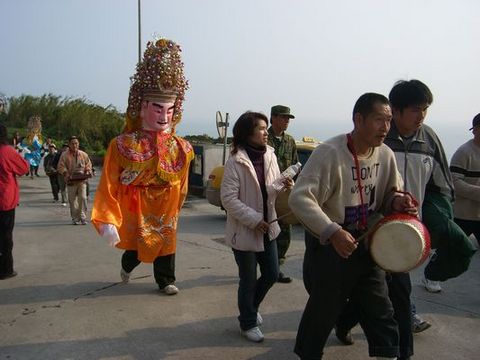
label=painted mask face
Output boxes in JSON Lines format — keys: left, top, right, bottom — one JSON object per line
{"left": 141, "top": 100, "right": 175, "bottom": 132}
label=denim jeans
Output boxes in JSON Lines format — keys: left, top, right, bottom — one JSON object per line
{"left": 233, "top": 237, "right": 279, "bottom": 331}
{"left": 277, "top": 221, "right": 291, "bottom": 262}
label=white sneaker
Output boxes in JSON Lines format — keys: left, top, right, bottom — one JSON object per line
{"left": 423, "top": 278, "right": 442, "bottom": 293}
{"left": 241, "top": 326, "right": 264, "bottom": 342}
{"left": 120, "top": 269, "right": 130, "bottom": 283}
{"left": 256, "top": 312, "right": 263, "bottom": 326}
{"left": 162, "top": 284, "right": 179, "bottom": 295}
{"left": 61, "top": 203, "right": 67, "bottom": 207}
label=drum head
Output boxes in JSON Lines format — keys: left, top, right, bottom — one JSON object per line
{"left": 370, "top": 221, "right": 425, "bottom": 272}
{"left": 275, "top": 188, "right": 298, "bottom": 225}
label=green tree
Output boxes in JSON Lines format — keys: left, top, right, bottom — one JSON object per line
{"left": 4, "top": 94, "right": 124, "bottom": 154}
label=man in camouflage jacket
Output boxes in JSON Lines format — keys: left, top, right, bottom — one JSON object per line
{"left": 267, "top": 105, "right": 298, "bottom": 283}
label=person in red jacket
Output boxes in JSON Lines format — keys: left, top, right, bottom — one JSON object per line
{"left": 0, "top": 122, "right": 29, "bottom": 279}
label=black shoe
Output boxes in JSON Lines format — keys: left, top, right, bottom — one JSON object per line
{"left": 335, "top": 326, "right": 354, "bottom": 345}
{"left": 277, "top": 272, "right": 292, "bottom": 283}
{"left": 0, "top": 271, "right": 18, "bottom": 280}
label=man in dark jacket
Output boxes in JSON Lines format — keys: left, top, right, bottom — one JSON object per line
{"left": 43, "top": 144, "right": 60, "bottom": 202}
{"left": 267, "top": 104, "right": 298, "bottom": 283}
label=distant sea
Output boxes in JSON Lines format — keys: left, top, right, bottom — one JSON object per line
{"left": 179, "top": 119, "right": 471, "bottom": 161}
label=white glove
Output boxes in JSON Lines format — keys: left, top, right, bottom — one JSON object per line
{"left": 100, "top": 223, "right": 120, "bottom": 247}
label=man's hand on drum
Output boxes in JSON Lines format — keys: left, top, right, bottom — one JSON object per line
{"left": 392, "top": 194, "right": 419, "bottom": 217}
{"left": 256, "top": 220, "right": 270, "bottom": 234}
{"left": 330, "top": 228, "right": 358, "bottom": 259}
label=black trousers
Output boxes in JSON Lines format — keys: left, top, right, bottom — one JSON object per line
{"left": 48, "top": 174, "right": 60, "bottom": 200}
{"left": 294, "top": 231, "right": 399, "bottom": 360}
{"left": 455, "top": 218, "right": 480, "bottom": 240}
{"left": 0, "top": 209, "right": 16, "bottom": 276}
{"left": 277, "top": 221, "right": 291, "bottom": 262}
{"left": 121, "top": 250, "right": 175, "bottom": 288}
{"left": 337, "top": 272, "right": 413, "bottom": 358}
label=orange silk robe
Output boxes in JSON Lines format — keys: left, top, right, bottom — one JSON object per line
{"left": 92, "top": 130, "right": 194, "bottom": 263}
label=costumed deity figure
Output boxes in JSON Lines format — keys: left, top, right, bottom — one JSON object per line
{"left": 20, "top": 115, "right": 43, "bottom": 178}
{"left": 91, "top": 38, "right": 194, "bottom": 295}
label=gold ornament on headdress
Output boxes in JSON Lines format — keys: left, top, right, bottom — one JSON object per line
{"left": 25, "top": 115, "right": 43, "bottom": 145}
{"left": 125, "top": 38, "right": 189, "bottom": 132}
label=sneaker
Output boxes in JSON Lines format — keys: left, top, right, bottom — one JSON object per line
{"left": 423, "top": 278, "right": 442, "bottom": 293}
{"left": 161, "top": 284, "right": 179, "bottom": 295}
{"left": 61, "top": 203, "right": 67, "bottom": 207}
{"left": 256, "top": 312, "right": 263, "bottom": 326}
{"left": 0, "top": 271, "right": 18, "bottom": 280}
{"left": 240, "top": 326, "right": 264, "bottom": 342}
{"left": 412, "top": 314, "right": 431, "bottom": 333}
{"left": 120, "top": 268, "right": 130, "bottom": 283}
{"left": 72, "top": 220, "right": 78, "bottom": 225}
{"left": 335, "top": 326, "right": 354, "bottom": 345}
{"left": 277, "top": 271, "right": 293, "bottom": 283}
{"left": 80, "top": 219, "right": 87, "bottom": 225}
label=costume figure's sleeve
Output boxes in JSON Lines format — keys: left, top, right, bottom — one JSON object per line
{"left": 91, "top": 140, "right": 123, "bottom": 234}
{"left": 178, "top": 158, "right": 190, "bottom": 211}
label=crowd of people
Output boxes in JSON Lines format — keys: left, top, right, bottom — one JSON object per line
{"left": 1, "top": 38, "right": 479, "bottom": 360}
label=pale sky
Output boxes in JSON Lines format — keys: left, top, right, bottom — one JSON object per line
{"left": 1, "top": 0, "right": 479, "bottom": 157}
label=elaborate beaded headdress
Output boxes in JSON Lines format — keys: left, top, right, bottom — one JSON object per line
{"left": 125, "top": 38, "right": 189, "bottom": 132}
{"left": 25, "top": 115, "right": 43, "bottom": 144}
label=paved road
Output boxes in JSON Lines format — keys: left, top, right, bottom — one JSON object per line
{"left": 0, "top": 174, "right": 479, "bottom": 359}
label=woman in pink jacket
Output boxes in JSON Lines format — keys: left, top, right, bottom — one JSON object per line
{"left": 0, "top": 123, "right": 29, "bottom": 279}
{"left": 220, "top": 111, "right": 292, "bottom": 342}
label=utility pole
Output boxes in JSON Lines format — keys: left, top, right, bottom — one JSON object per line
{"left": 138, "top": 0, "right": 142, "bottom": 63}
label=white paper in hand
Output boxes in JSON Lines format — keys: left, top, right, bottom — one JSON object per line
{"left": 100, "top": 223, "right": 120, "bottom": 247}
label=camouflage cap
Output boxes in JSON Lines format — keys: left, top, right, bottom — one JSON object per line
{"left": 271, "top": 105, "right": 295, "bottom": 119}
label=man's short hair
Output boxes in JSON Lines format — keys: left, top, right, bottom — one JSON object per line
{"left": 69, "top": 136, "right": 78, "bottom": 141}
{"left": 389, "top": 79, "right": 433, "bottom": 111}
{"left": 352, "top": 93, "right": 390, "bottom": 120}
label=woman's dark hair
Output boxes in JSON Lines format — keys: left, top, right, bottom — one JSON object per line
{"left": 231, "top": 111, "right": 268, "bottom": 154}
{"left": 0, "top": 122, "right": 8, "bottom": 145}
{"left": 352, "top": 93, "right": 390, "bottom": 120}
{"left": 389, "top": 79, "right": 433, "bottom": 111}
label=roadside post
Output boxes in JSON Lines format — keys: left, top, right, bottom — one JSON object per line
{"left": 215, "top": 111, "right": 229, "bottom": 165}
